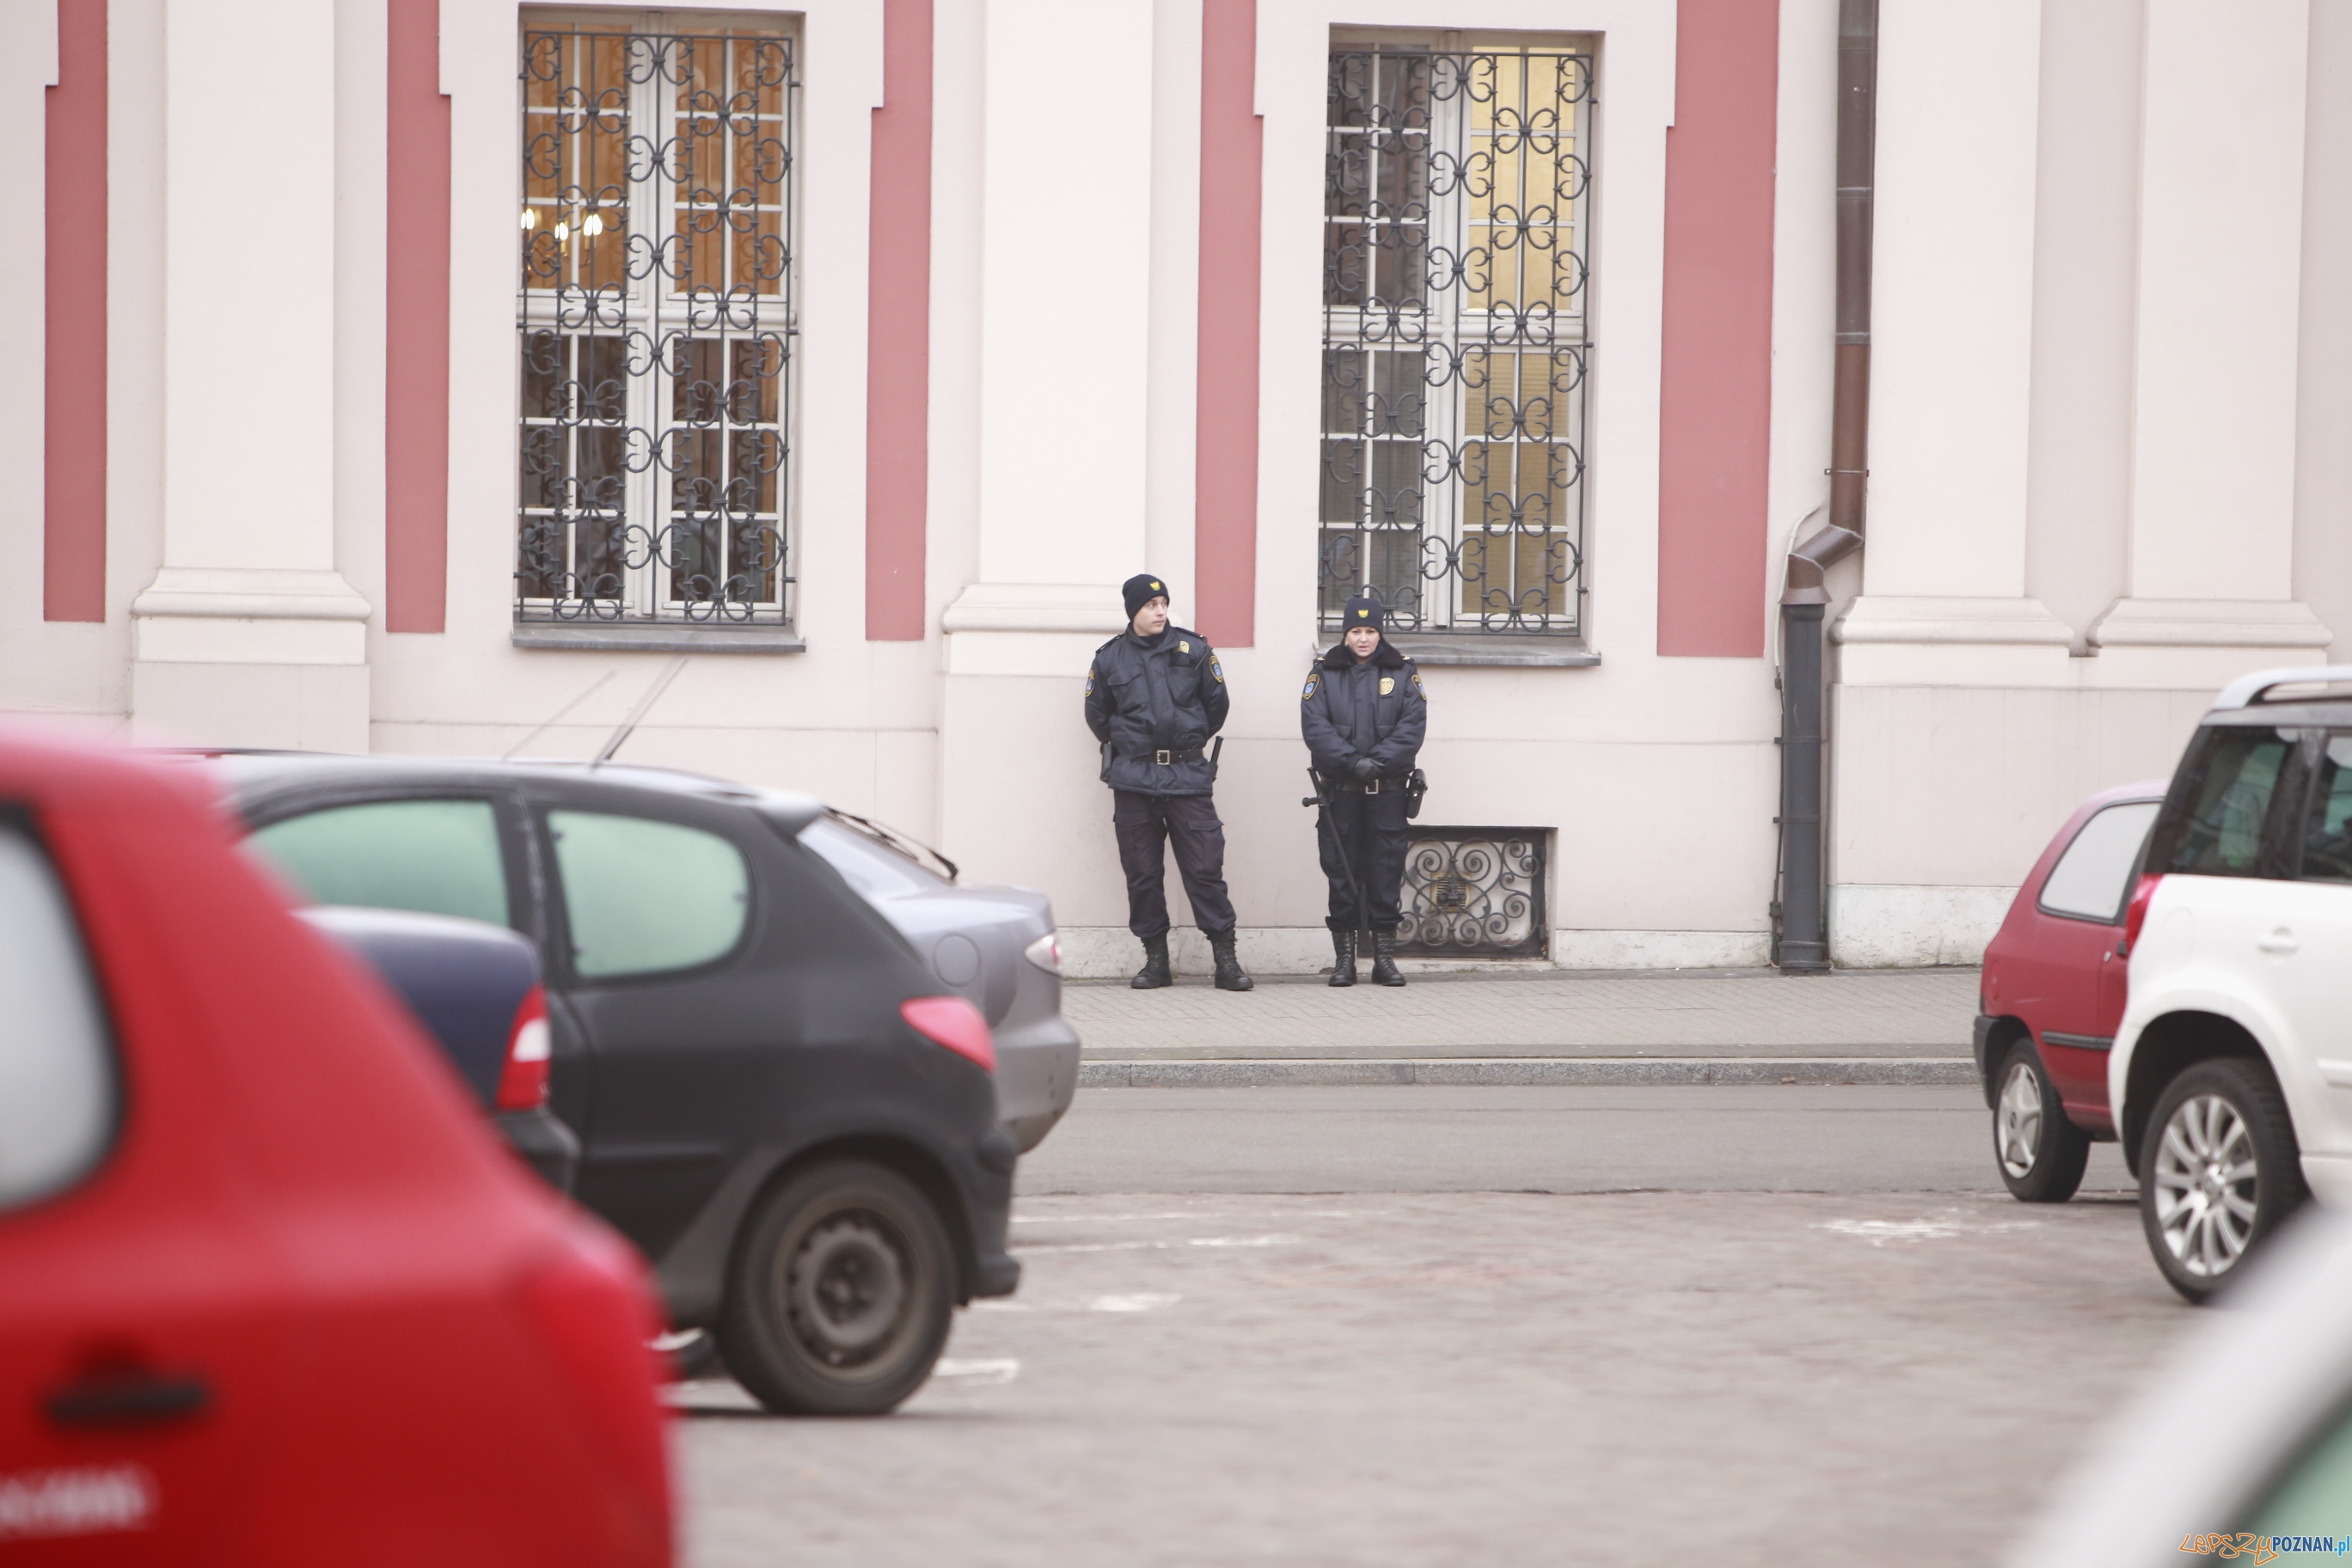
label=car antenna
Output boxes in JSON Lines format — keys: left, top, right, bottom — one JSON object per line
{"left": 500, "top": 671, "right": 616, "bottom": 760}
{"left": 591, "top": 657, "right": 688, "bottom": 769}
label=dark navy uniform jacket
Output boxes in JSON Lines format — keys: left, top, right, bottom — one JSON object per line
{"left": 1085, "top": 626, "right": 1229, "bottom": 796}
{"left": 1301, "top": 639, "right": 1426, "bottom": 781}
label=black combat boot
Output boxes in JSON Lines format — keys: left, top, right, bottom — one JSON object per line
{"left": 1370, "top": 930, "right": 1407, "bottom": 987}
{"left": 1327, "top": 928, "right": 1357, "bottom": 987}
{"left": 1209, "top": 933, "right": 1253, "bottom": 991}
{"left": 1131, "top": 932, "right": 1173, "bottom": 989}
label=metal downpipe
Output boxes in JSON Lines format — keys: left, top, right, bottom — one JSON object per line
{"left": 1774, "top": 0, "right": 1877, "bottom": 971}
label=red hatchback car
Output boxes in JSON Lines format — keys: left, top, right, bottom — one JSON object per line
{"left": 0, "top": 733, "right": 671, "bottom": 1565}
{"left": 1975, "top": 779, "right": 2168, "bottom": 1203}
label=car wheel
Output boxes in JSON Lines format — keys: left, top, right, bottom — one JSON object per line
{"left": 2139, "top": 1057, "right": 2307, "bottom": 1303}
{"left": 1993, "top": 1039, "right": 2090, "bottom": 1203}
{"left": 719, "top": 1161, "right": 954, "bottom": 1416}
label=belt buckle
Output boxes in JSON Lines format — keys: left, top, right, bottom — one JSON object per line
{"left": 1364, "top": 778, "right": 1381, "bottom": 794}
{"left": 1155, "top": 749, "right": 1172, "bottom": 766}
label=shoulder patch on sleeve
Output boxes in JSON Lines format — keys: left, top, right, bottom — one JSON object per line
{"left": 1302, "top": 677, "right": 1318, "bottom": 701}
{"left": 1086, "top": 665, "right": 1095, "bottom": 695}
{"left": 1210, "top": 657, "right": 1224, "bottom": 683}
{"left": 1410, "top": 669, "right": 1425, "bottom": 695}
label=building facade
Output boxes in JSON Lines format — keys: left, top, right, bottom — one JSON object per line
{"left": 6, "top": 0, "right": 2350, "bottom": 973}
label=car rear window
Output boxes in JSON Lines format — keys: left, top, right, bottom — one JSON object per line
{"left": 246, "top": 799, "right": 511, "bottom": 926}
{"left": 2038, "top": 800, "right": 2159, "bottom": 921}
{"left": 799, "top": 818, "right": 941, "bottom": 900}
{"left": 0, "top": 822, "right": 116, "bottom": 1213}
{"left": 547, "top": 810, "right": 750, "bottom": 978}
{"left": 2302, "top": 734, "right": 2352, "bottom": 882}
{"left": 2159, "top": 726, "right": 2294, "bottom": 878}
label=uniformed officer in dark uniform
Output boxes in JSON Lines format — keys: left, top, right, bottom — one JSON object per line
{"left": 1302, "top": 595, "right": 1426, "bottom": 987}
{"left": 1085, "top": 573, "right": 1253, "bottom": 992}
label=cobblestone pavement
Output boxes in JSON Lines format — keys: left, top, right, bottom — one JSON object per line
{"left": 1065, "top": 966, "right": 1981, "bottom": 1058}
{"left": 677, "top": 1189, "right": 2187, "bottom": 1568}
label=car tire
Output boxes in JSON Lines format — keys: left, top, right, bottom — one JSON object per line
{"left": 719, "top": 1161, "right": 955, "bottom": 1416}
{"left": 1993, "top": 1039, "right": 2091, "bottom": 1203}
{"left": 2138, "top": 1057, "right": 2307, "bottom": 1304}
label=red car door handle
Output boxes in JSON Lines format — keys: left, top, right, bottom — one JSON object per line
{"left": 45, "top": 1372, "right": 211, "bottom": 1427}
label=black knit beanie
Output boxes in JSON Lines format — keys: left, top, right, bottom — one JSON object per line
{"left": 1342, "top": 594, "right": 1384, "bottom": 632}
{"left": 1124, "top": 573, "right": 1171, "bottom": 619}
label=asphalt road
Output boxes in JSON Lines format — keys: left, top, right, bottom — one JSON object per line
{"left": 1014, "top": 1083, "right": 2139, "bottom": 1196}
{"left": 677, "top": 1087, "right": 2181, "bottom": 1567}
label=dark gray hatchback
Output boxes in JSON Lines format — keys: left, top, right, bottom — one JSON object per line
{"left": 216, "top": 753, "right": 1019, "bottom": 1416}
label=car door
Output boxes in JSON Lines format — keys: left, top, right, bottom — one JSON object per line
{"left": 2030, "top": 799, "right": 2162, "bottom": 1120}
{"left": 0, "top": 812, "right": 293, "bottom": 1560}
{"left": 530, "top": 793, "right": 769, "bottom": 1262}
{"left": 2268, "top": 729, "right": 2352, "bottom": 1159}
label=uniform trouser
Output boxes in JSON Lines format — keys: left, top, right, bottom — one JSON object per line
{"left": 1317, "top": 782, "right": 1411, "bottom": 933}
{"left": 1112, "top": 790, "right": 1238, "bottom": 940}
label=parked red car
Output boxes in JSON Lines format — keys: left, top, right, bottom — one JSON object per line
{"left": 1975, "top": 779, "right": 2167, "bottom": 1201}
{"left": 0, "top": 732, "right": 671, "bottom": 1565}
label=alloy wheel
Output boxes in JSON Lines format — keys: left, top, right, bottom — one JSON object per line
{"left": 1996, "top": 1060, "right": 2045, "bottom": 1180}
{"left": 2150, "top": 1093, "right": 2260, "bottom": 1279}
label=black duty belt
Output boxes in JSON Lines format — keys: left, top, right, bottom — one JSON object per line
{"left": 1314, "top": 769, "right": 1399, "bottom": 793}
{"left": 1124, "top": 744, "right": 1207, "bottom": 766}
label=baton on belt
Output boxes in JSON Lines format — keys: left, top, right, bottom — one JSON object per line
{"left": 1302, "top": 769, "right": 1371, "bottom": 938}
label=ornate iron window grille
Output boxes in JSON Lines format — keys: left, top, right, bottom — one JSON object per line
{"left": 1321, "top": 46, "right": 1593, "bottom": 638}
{"left": 1395, "top": 827, "right": 1547, "bottom": 958}
{"left": 517, "top": 28, "right": 797, "bottom": 628}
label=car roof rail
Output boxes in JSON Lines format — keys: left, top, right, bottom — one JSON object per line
{"left": 2211, "top": 665, "right": 2352, "bottom": 712}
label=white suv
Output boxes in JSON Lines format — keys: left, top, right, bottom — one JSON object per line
{"left": 2111, "top": 665, "right": 2352, "bottom": 1302}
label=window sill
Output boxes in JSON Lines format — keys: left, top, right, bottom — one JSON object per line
{"left": 1384, "top": 634, "right": 1600, "bottom": 668}
{"left": 511, "top": 623, "right": 806, "bottom": 654}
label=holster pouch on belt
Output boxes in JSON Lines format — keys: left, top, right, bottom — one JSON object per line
{"left": 1210, "top": 736, "right": 1222, "bottom": 782}
{"left": 1405, "top": 767, "right": 1429, "bottom": 820}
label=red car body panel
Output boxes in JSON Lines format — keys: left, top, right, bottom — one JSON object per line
{"left": 0, "top": 735, "right": 671, "bottom": 1565}
{"left": 1981, "top": 779, "right": 2165, "bottom": 1136}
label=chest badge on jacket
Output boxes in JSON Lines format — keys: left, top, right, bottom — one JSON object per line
{"left": 1380, "top": 677, "right": 1395, "bottom": 695}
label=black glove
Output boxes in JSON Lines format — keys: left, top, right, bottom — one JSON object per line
{"left": 1348, "top": 756, "right": 1379, "bottom": 782}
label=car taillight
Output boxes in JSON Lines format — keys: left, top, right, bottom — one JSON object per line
{"left": 2121, "top": 873, "right": 2161, "bottom": 954}
{"left": 518, "top": 1221, "right": 672, "bottom": 1555}
{"left": 1023, "top": 932, "right": 1062, "bottom": 976}
{"left": 901, "top": 995, "right": 995, "bottom": 1074}
{"left": 496, "top": 984, "right": 552, "bottom": 1111}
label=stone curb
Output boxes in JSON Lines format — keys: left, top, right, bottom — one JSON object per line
{"left": 1076, "top": 1057, "right": 1978, "bottom": 1088}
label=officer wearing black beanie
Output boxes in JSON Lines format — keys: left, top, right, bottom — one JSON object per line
{"left": 1084, "top": 573, "right": 1252, "bottom": 991}
{"left": 1302, "top": 594, "right": 1426, "bottom": 986}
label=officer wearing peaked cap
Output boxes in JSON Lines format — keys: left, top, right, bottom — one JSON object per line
{"left": 1084, "top": 573, "right": 1253, "bottom": 993}
{"left": 1302, "top": 594, "right": 1426, "bottom": 986}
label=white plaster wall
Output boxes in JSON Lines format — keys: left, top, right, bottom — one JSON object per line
{"left": 339, "top": 0, "right": 389, "bottom": 649}
{"left": 1826, "top": 683, "right": 2213, "bottom": 965}
{"left": 2024, "top": 0, "right": 2141, "bottom": 652}
{"left": 2295, "top": 0, "right": 2352, "bottom": 663}
{"left": 1148, "top": 0, "right": 1204, "bottom": 585}
{"left": 1860, "top": 0, "right": 2043, "bottom": 603}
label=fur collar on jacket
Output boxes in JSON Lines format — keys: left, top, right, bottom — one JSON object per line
{"left": 1319, "top": 638, "right": 1407, "bottom": 672}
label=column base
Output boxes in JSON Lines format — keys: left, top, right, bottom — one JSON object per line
{"left": 2085, "top": 597, "right": 2334, "bottom": 688}
{"left": 941, "top": 583, "right": 1128, "bottom": 677}
{"left": 130, "top": 567, "right": 372, "bottom": 750}
{"left": 1831, "top": 597, "right": 2076, "bottom": 685}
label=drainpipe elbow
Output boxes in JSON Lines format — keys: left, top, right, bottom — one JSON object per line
{"left": 1779, "top": 524, "right": 1864, "bottom": 606}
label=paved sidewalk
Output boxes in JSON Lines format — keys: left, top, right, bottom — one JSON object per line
{"left": 1065, "top": 967, "right": 1981, "bottom": 1087}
